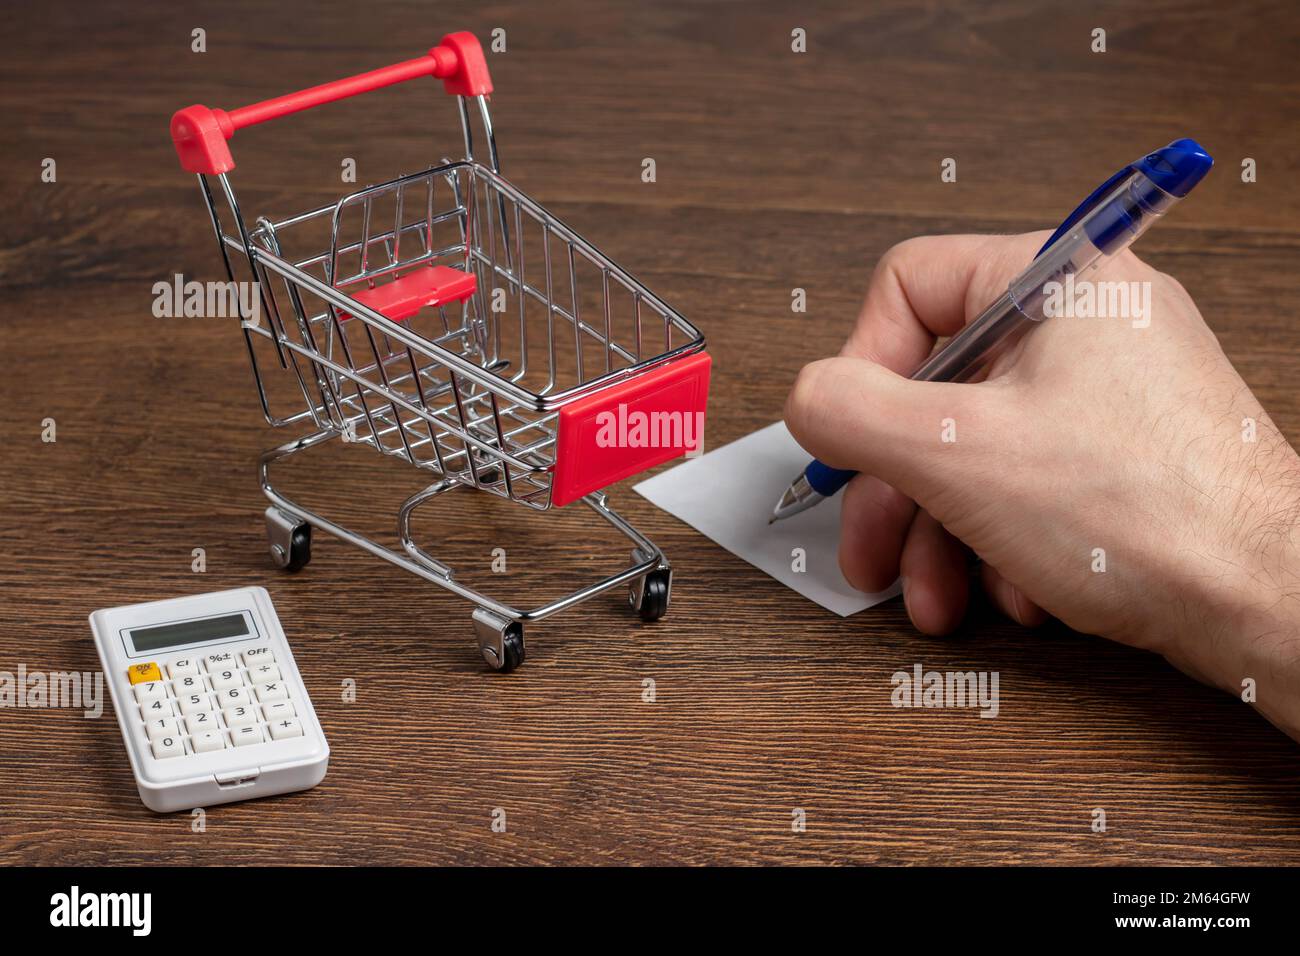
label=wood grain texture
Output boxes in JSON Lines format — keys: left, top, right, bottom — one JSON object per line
{"left": 2, "top": 0, "right": 1299, "bottom": 865}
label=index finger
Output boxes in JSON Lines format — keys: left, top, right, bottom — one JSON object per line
{"left": 842, "top": 232, "right": 1052, "bottom": 372}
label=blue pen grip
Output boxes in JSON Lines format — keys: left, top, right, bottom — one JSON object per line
{"left": 805, "top": 460, "right": 855, "bottom": 497}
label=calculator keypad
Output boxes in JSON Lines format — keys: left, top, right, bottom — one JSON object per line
{"left": 126, "top": 646, "right": 298, "bottom": 760}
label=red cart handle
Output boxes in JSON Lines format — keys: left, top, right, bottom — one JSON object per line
{"left": 171, "top": 32, "right": 492, "bottom": 175}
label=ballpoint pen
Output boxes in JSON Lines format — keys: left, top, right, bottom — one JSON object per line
{"left": 770, "top": 137, "right": 1214, "bottom": 523}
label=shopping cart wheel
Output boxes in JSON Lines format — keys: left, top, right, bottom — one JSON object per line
{"left": 472, "top": 608, "right": 526, "bottom": 673}
{"left": 265, "top": 507, "right": 311, "bottom": 573}
{"left": 630, "top": 568, "right": 672, "bottom": 622}
{"left": 497, "top": 630, "right": 525, "bottom": 672}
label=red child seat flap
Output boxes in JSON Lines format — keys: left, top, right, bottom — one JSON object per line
{"left": 339, "top": 266, "right": 477, "bottom": 322}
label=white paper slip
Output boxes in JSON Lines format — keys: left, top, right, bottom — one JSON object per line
{"left": 633, "top": 421, "right": 902, "bottom": 616}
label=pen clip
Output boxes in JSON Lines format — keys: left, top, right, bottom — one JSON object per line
{"left": 1035, "top": 163, "right": 1135, "bottom": 259}
{"left": 1035, "top": 139, "right": 1212, "bottom": 258}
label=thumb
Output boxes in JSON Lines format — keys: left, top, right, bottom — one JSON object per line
{"left": 784, "top": 355, "right": 1006, "bottom": 509}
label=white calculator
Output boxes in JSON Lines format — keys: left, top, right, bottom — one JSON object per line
{"left": 90, "top": 587, "right": 329, "bottom": 812}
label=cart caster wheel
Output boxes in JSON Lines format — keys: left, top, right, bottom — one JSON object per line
{"left": 266, "top": 508, "right": 311, "bottom": 572}
{"left": 472, "top": 609, "right": 525, "bottom": 673}
{"left": 498, "top": 630, "right": 525, "bottom": 672}
{"left": 632, "top": 569, "right": 672, "bottom": 622}
{"left": 281, "top": 526, "right": 311, "bottom": 572}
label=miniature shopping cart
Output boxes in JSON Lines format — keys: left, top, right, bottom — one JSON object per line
{"left": 170, "top": 32, "right": 710, "bottom": 671}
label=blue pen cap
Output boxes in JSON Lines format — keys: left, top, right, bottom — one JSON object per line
{"left": 1134, "top": 138, "right": 1213, "bottom": 198}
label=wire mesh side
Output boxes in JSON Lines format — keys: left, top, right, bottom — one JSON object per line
{"left": 222, "top": 161, "right": 702, "bottom": 510}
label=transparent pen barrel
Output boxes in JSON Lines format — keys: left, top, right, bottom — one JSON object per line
{"left": 913, "top": 292, "right": 1029, "bottom": 383}
{"left": 915, "top": 170, "right": 1179, "bottom": 384}
{"left": 1010, "top": 170, "right": 1178, "bottom": 322}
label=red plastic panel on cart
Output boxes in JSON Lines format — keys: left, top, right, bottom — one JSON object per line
{"left": 551, "top": 352, "right": 711, "bottom": 508}
{"left": 339, "top": 266, "right": 477, "bottom": 321}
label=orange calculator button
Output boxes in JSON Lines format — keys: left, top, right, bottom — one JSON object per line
{"left": 127, "top": 662, "right": 162, "bottom": 685}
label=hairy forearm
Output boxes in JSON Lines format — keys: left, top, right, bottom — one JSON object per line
{"left": 1169, "top": 447, "right": 1300, "bottom": 739}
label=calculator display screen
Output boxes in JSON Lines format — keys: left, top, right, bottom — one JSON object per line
{"left": 129, "top": 613, "right": 250, "bottom": 652}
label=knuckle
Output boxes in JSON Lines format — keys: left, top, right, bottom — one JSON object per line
{"left": 785, "top": 360, "right": 828, "bottom": 431}
{"left": 1156, "top": 270, "right": 1191, "bottom": 302}
{"left": 876, "top": 236, "right": 928, "bottom": 276}
{"left": 1107, "top": 248, "right": 1161, "bottom": 282}
{"left": 786, "top": 357, "right": 852, "bottom": 445}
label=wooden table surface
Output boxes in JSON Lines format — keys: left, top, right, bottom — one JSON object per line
{"left": 3, "top": 0, "right": 1299, "bottom": 865}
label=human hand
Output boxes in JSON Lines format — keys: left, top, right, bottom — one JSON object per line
{"left": 784, "top": 233, "right": 1300, "bottom": 739}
